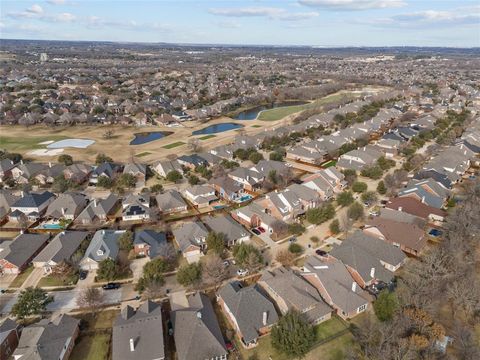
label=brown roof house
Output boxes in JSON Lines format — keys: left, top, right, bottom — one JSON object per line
{"left": 0, "top": 233, "right": 50, "bottom": 275}
{"left": 0, "top": 318, "right": 21, "bottom": 360}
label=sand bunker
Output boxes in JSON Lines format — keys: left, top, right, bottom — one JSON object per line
{"left": 47, "top": 139, "right": 95, "bottom": 149}
{"left": 28, "top": 149, "right": 64, "bottom": 156}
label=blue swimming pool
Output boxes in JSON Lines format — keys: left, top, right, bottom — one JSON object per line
{"left": 239, "top": 194, "right": 253, "bottom": 202}
{"left": 192, "top": 123, "right": 243, "bottom": 135}
{"left": 40, "top": 224, "right": 63, "bottom": 229}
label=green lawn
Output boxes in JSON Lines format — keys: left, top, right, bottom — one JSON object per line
{"left": 0, "top": 135, "right": 68, "bottom": 152}
{"left": 162, "top": 141, "right": 186, "bottom": 149}
{"left": 199, "top": 134, "right": 216, "bottom": 140}
{"left": 9, "top": 266, "right": 34, "bottom": 288}
{"left": 37, "top": 274, "right": 78, "bottom": 287}
{"left": 135, "top": 151, "right": 151, "bottom": 157}
{"left": 321, "top": 160, "right": 337, "bottom": 168}
{"left": 251, "top": 124, "right": 262, "bottom": 128}
{"left": 257, "top": 93, "right": 352, "bottom": 121}
{"left": 70, "top": 333, "right": 110, "bottom": 360}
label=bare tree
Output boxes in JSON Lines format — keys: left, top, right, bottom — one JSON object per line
{"left": 76, "top": 287, "right": 104, "bottom": 316}
{"left": 203, "top": 255, "right": 227, "bottom": 289}
{"left": 275, "top": 249, "right": 296, "bottom": 267}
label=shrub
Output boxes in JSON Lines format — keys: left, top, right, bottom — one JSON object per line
{"left": 288, "top": 243, "right": 303, "bottom": 254}
{"left": 352, "top": 181, "right": 368, "bottom": 193}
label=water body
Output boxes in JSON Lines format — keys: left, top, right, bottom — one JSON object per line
{"left": 192, "top": 123, "right": 244, "bottom": 135}
{"left": 47, "top": 139, "right": 95, "bottom": 149}
{"left": 130, "top": 131, "right": 172, "bottom": 145}
{"left": 233, "top": 101, "right": 309, "bottom": 120}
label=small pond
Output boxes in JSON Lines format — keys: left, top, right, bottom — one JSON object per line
{"left": 130, "top": 131, "right": 172, "bottom": 145}
{"left": 233, "top": 101, "right": 309, "bottom": 120}
{"left": 192, "top": 123, "right": 244, "bottom": 136}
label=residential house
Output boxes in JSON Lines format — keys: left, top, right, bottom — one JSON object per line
{"left": 227, "top": 167, "right": 264, "bottom": 191}
{"left": 33, "top": 231, "right": 89, "bottom": 274}
{"left": 45, "top": 192, "right": 88, "bottom": 221}
{"left": 112, "top": 301, "right": 165, "bottom": 360}
{"left": 286, "top": 145, "right": 326, "bottom": 165}
{"left": 133, "top": 230, "right": 167, "bottom": 258}
{"left": 173, "top": 221, "right": 209, "bottom": 263}
{"left": 183, "top": 185, "right": 217, "bottom": 208}
{"left": 364, "top": 217, "right": 427, "bottom": 256}
{"left": 63, "top": 163, "right": 92, "bottom": 184}
{"left": 337, "top": 146, "right": 383, "bottom": 171}
{"left": 218, "top": 281, "right": 278, "bottom": 348}
{"left": 250, "top": 160, "right": 290, "bottom": 177}
{"left": 177, "top": 154, "right": 208, "bottom": 170}
{"left": 209, "top": 176, "right": 245, "bottom": 202}
{"left": 79, "top": 229, "right": 125, "bottom": 270}
{"left": 90, "top": 162, "right": 121, "bottom": 185}
{"left": 122, "top": 194, "right": 151, "bottom": 222}
{"left": 34, "top": 163, "right": 65, "bottom": 185}
{"left": 372, "top": 138, "right": 401, "bottom": 158}
{"left": 203, "top": 215, "right": 250, "bottom": 246}
{"left": 151, "top": 159, "right": 183, "bottom": 178}
{"left": 0, "top": 318, "right": 21, "bottom": 360}
{"left": 301, "top": 256, "right": 370, "bottom": 320}
{"left": 385, "top": 197, "right": 447, "bottom": 222}
{"left": 0, "top": 190, "right": 18, "bottom": 222}
{"left": 11, "top": 162, "right": 47, "bottom": 184}
{"left": 258, "top": 267, "right": 332, "bottom": 325}
{"left": 9, "top": 191, "right": 55, "bottom": 222}
{"left": 171, "top": 292, "right": 227, "bottom": 360}
{"left": 75, "top": 194, "right": 120, "bottom": 225}
{"left": 0, "top": 158, "right": 16, "bottom": 183}
{"left": 0, "top": 233, "right": 50, "bottom": 274}
{"left": 123, "top": 163, "right": 147, "bottom": 188}
{"left": 156, "top": 190, "right": 188, "bottom": 214}
{"left": 12, "top": 314, "right": 79, "bottom": 360}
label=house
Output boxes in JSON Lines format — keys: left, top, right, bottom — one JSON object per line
{"left": 10, "top": 191, "right": 55, "bottom": 221}
{"left": 301, "top": 256, "right": 370, "bottom": 320}
{"left": 0, "top": 190, "right": 19, "bottom": 222}
{"left": 203, "top": 215, "right": 250, "bottom": 246}
{"left": 250, "top": 160, "right": 290, "bottom": 176}
{"left": 0, "top": 233, "right": 50, "bottom": 274}
{"left": 398, "top": 178, "right": 448, "bottom": 208}
{"left": 364, "top": 217, "right": 427, "bottom": 256}
{"left": 372, "top": 138, "right": 401, "bottom": 158}
{"left": 45, "top": 192, "right": 88, "bottom": 221}
{"left": 209, "top": 176, "right": 245, "bottom": 202}
{"left": 0, "top": 158, "right": 15, "bottom": 182}
{"left": 33, "top": 231, "right": 89, "bottom": 274}
{"left": 173, "top": 221, "right": 209, "bottom": 263}
{"left": 177, "top": 154, "right": 208, "bottom": 169}
{"left": 258, "top": 267, "right": 332, "bottom": 325}
{"left": 112, "top": 301, "right": 165, "bottom": 360}
{"left": 133, "top": 230, "right": 167, "bottom": 258}
{"left": 286, "top": 145, "right": 326, "bottom": 165}
{"left": 183, "top": 185, "right": 217, "bottom": 208}
{"left": 231, "top": 202, "right": 288, "bottom": 240}
{"left": 63, "top": 163, "right": 92, "bottom": 184}
{"left": 75, "top": 194, "right": 120, "bottom": 225}
{"left": 171, "top": 292, "right": 227, "bottom": 360}
{"left": 385, "top": 197, "right": 447, "bottom": 222}
{"left": 79, "top": 229, "right": 125, "bottom": 270}
{"left": 90, "top": 162, "right": 121, "bottom": 185}
{"left": 12, "top": 314, "right": 79, "bottom": 360}
{"left": 0, "top": 318, "right": 21, "bottom": 360}
{"left": 151, "top": 160, "right": 183, "bottom": 178}
{"left": 34, "top": 163, "right": 65, "bottom": 185}
{"left": 337, "top": 146, "right": 383, "bottom": 171}
{"left": 11, "top": 162, "right": 47, "bottom": 184}
{"left": 227, "top": 167, "right": 264, "bottom": 191}
{"left": 122, "top": 194, "right": 151, "bottom": 222}
{"left": 217, "top": 281, "right": 278, "bottom": 348}
{"left": 156, "top": 190, "right": 188, "bottom": 214}
{"left": 123, "top": 163, "right": 147, "bottom": 188}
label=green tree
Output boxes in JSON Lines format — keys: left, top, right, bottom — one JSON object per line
{"left": 97, "top": 258, "right": 118, "bottom": 281}
{"left": 288, "top": 243, "right": 303, "bottom": 254}
{"left": 206, "top": 232, "right": 226, "bottom": 256}
{"left": 288, "top": 223, "right": 305, "bottom": 236}
{"left": 136, "top": 258, "right": 169, "bottom": 292}
{"left": 150, "top": 183, "right": 163, "bottom": 193}
{"left": 95, "top": 153, "right": 113, "bottom": 164}
{"left": 118, "top": 231, "right": 133, "bottom": 251}
{"left": 377, "top": 156, "right": 395, "bottom": 171}
{"left": 166, "top": 170, "right": 182, "bottom": 183}
{"left": 329, "top": 219, "right": 340, "bottom": 234}
{"left": 52, "top": 175, "right": 71, "bottom": 193}
{"left": 374, "top": 290, "right": 398, "bottom": 322}
{"left": 269, "top": 151, "right": 284, "bottom": 161}
{"left": 377, "top": 180, "right": 387, "bottom": 195}
{"left": 188, "top": 174, "right": 200, "bottom": 185}
{"left": 117, "top": 173, "right": 136, "bottom": 188}
{"left": 352, "top": 181, "right": 368, "bottom": 193}
{"left": 248, "top": 152, "right": 264, "bottom": 164}
{"left": 176, "top": 263, "right": 202, "bottom": 287}
{"left": 305, "top": 203, "right": 335, "bottom": 225}
{"left": 347, "top": 201, "right": 364, "bottom": 221}
{"left": 232, "top": 243, "right": 263, "bottom": 267}
{"left": 361, "top": 191, "right": 378, "bottom": 204}
{"left": 58, "top": 154, "right": 73, "bottom": 166}
{"left": 271, "top": 310, "right": 316, "bottom": 358}
{"left": 361, "top": 166, "right": 384, "bottom": 180}
{"left": 96, "top": 176, "right": 114, "bottom": 189}
{"left": 12, "top": 287, "right": 53, "bottom": 319}
{"left": 337, "top": 191, "right": 354, "bottom": 207}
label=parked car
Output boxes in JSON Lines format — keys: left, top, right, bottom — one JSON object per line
{"left": 252, "top": 228, "right": 261, "bottom": 235}
{"left": 223, "top": 260, "right": 230, "bottom": 267}
{"left": 79, "top": 270, "right": 88, "bottom": 280}
{"left": 257, "top": 226, "right": 266, "bottom": 233}
{"left": 315, "top": 249, "right": 327, "bottom": 256}
{"left": 289, "top": 237, "right": 297, "bottom": 243}
{"left": 428, "top": 228, "right": 443, "bottom": 237}
{"left": 237, "top": 269, "right": 249, "bottom": 277}
{"left": 102, "top": 282, "right": 120, "bottom": 290}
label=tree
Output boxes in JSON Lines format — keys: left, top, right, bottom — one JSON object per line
{"left": 361, "top": 166, "right": 383, "bottom": 180}
{"left": 288, "top": 223, "right": 305, "bottom": 235}
{"left": 288, "top": 243, "right": 303, "bottom": 254}
{"left": 203, "top": 255, "right": 227, "bottom": 288}
{"left": 97, "top": 258, "right": 118, "bottom": 281}
{"left": 12, "top": 287, "right": 53, "bottom": 319}
{"left": 275, "top": 249, "right": 296, "bottom": 266}
{"left": 166, "top": 170, "right": 182, "bottom": 183}
{"left": 102, "top": 129, "right": 115, "bottom": 139}
{"left": 361, "top": 191, "right": 378, "bottom": 204}
{"left": 342, "top": 169, "right": 357, "bottom": 186}
{"left": 377, "top": 156, "right": 395, "bottom": 171}
{"left": 232, "top": 243, "right": 263, "bottom": 268}
{"left": 96, "top": 153, "right": 113, "bottom": 164}
{"left": 52, "top": 175, "right": 71, "bottom": 193}
{"left": 337, "top": 191, "right": 354, "bottom": 207}
{"left": 150, "top": 183, "right": 163, "bottom": 193}
{"left": 117, "top": 173, "right": 136, "bottom": 188}
{"left": 118, "top": 231, "right": 133, "bottom": 251}
{"left": 305, "top": 203, "right": 335, "bottom": 225}
{"left": 347, "top": 202, "right": 364, "bottom": 221}
{"left": 176, "top": 263, "right": 202, "bottom": 287}
{"left": 269, "top": 151, "right": 284, "bottom": 161}
{"left": 248, "top": 152, "right": 264, "bottom": 164}
{"left": 188, "top": 174, "right": 200, "bottom": 185}
{"left": 96, "top": 176, "right": 114, "bottom": 189}
{"left": 377, "top": 180, "right": 387, "bottom": 195}
{"left": 58, "top": 154, "right": 73, "bottom": 166}
{"left": 271, "top": 310, "right": 316, "bottom": 358}
{"left": 136, "top": 258, "right": 168, "bottom": 292}
{"left": 329, "top": 219, "right": 340, "bottom": 234}
{"left": 374, "top": 290, "right": 398, "bottom": 322}
{"left": 206, "top": 232, "right": 226, "bottom": 256}
{"left": 51, "top": 261, "right": 75, "bottom": 284}
{"left": 76, "top": 287, "right": 104, "bottom": 316}
{"left": 352, "top": 181, "right": 368, "bottom": 193}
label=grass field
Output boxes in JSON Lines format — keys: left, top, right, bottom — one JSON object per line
{"left": 135, "top": 151, "right": 152, "bottom": 157}
{"left": 9, "top": 266, "right": 34, "bottom": 288}
{"left": 37, "top": 273, "right": 79, "bottom": 287}
{"left": 199, "top": 134, "right": 216, "bottom": 140}
{"left": 0, "top": 135, "right": 68, "bottom": 151}
{"left": 162, "top": 141, "right": 186, "bottom": 149}
{"left": 251, "top": 124, "right": 263, "bottom": 128}
{"left": 257, "top": 93, "right": 351, "bottom": 121}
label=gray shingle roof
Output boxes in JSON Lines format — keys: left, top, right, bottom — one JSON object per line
{"left": 203, "top": 215, "right": 249, "bottom": 244}
{"left": 82, "top": 229, "right": 124, "bottom": 263}
{"left": 173, "top": 221, "right": 208, "bottom": 252}
{"left": 45, "top": 192, "right": 87, "bottom": 219}
{"left": 133, "top": 230, "right": 167, "bottom": 258}
{"left": 33, "top": 231, "right": 89, "bottom": 265}
{"left": 0, "top": 233, "right": 50, "bottom": 268}
{"left": 12, "top": 191, "right": 55, "bottom": 208}
{"left": 156, "top": 190, "right": 187, "bottom": 212}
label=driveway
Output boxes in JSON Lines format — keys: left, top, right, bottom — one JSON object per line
{"left": 77, "top": 269, "right": 97, "bottom": 288}
{"left": 21, "top": 268, "right": 44, "bottom": 289}
{"left": 130, "top": 257, "right": 149, "bottom": 280}
{"left": 0, "top": 274, "right": 16, "bottom": 289}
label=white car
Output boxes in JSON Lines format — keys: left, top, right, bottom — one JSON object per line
{"left": 237, "top": 269, "right": 249, "bottom": 277}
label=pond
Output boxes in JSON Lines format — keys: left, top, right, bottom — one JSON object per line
{"left": 130, "top": 131, "right": 172, "bottom": 145}
{"left": 233, "top": 101, "right": 309, "bottom": 120}
{"left": 192, "top": 123, "right": 244, "bottom": 136}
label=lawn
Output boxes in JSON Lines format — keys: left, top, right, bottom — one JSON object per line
{"left": 321, "top": 160, "right": 337, "bottom": 168}
{"left": 135, "top": 151, "right": 151, "bottom": 157}
{"left": 162, "top": 141, "right": 186, "bottom": 149}
{"left": 0, "top": 134, "right": 68, "bottom": 152}
{"left": 199, "top": 134, "right": 216, "bottom": 140}
{"left": 251, "top": 124, "right": 263, "bottom": 128}
{"left": 9, "top": 266, "right": 34, "bottom": 288}
{"left": 37, "top": 273, "right": 78, "bottom": 287}
{"left": 70, "top": 333, "right": 111, "bottom": 360}
{"left": 257, "top": 93, "right": 352, "bottom": 121}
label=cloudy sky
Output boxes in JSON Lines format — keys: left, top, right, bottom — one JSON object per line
{"left": 1, "top": 0, "right": 479, "bottom": 47}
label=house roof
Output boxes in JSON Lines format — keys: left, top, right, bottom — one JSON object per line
{"left": 218, "top": 281, "right": 278, "bottom": 343}
{"left": 45, "top": 192, "right": 87, "bottom": 219}
{"left": 76, "top": 194, "right": 119, "bottom": 222}
{"left": 203, "top": 215, "right": 249, "bottom": 244}
{"left": 33, "top": 231, "right": 89, "bottom": 264}
{"left": 173, "top": 221, "right": 209, "bottom": 252}
{"left": 123, "top": 162, "right": 146, "bottom": 175}
{"left": 156, "top": 190, "right": 187, "bottom": 212}
{"left": 133, "top": 230, "right": 167, "bottom": 258}
{"left": 171, "top": 292, "right": 227, "bottom": 360}
{"left": 12, "top": 191, "right": 55, "bottom": 208}
{"left": 82, "top": 229, "right": 124, "bottom": 263}
{"left": 0, "top": 318, "right": 19, "bottom": 345}
{"left": 0, "top": 158, "right": 15, "bottom": 173}
{"left": 0, "top": 233, "right": 50, "bottom": 268}
{"left": 386, "top": 197, "right": 447, "bottom": 220}
{"left": 112, "top": 301, "right": 165, "bottom": 360}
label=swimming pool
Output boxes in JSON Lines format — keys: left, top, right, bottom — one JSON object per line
{"left": 37, "top": 223, "right": 63, "bottom": 230}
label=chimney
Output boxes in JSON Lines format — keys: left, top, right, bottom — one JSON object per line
{"left": 20, "top": 159, "right": 24, "bottom": 165}
{"left": 20, "top": 229, "right": 24, "bottom": 234}
{"left": 196, "top": 311, "right": 202, "bottom": 319}
{"left": 48, "top": 162, "right": 52, "bottom": 168}
{"left": 20, "top": 191, "right": 24, "bottom": 197}
{"left": 421, "top": 196, "right": 425, "bottom": 204}
{"left": 93, "top": 199, "right": 97, "bottom": 207}
{"left": 129, "top": 338, "right": 135, "bottom": 352}
{"left": 398, "top": 206, "right": 402, "bottom": 212}
{"left": 351, "top": 282, "right": 357, "bottom": 292}
{"left": 61, "top": 207, "right": 66, "bottom": 216}
{"left": 262, "top": 311, "right": 268, "bottom": 326}
{"left": 370, "top": 267, "right": 375, "bottom": 278}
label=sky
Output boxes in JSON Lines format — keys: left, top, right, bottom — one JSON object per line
{"left": 0, "top": 0, "right": 479, "bottom": 47}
